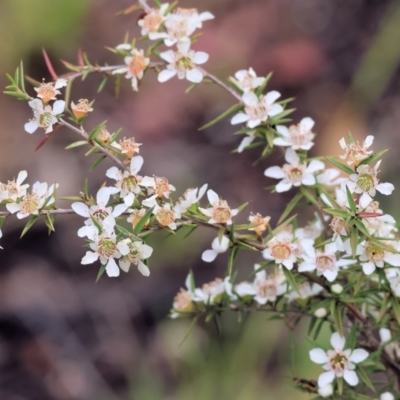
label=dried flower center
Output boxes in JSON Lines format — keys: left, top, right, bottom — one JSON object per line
{"left": 143, "top": 10, "right": 164, "bottom": 31}
{"left": 156, "top": 208, "right": 175, "bottom": 226}
{"left": 20, "top": 193, "right": 40, "bottom": 214}
{"left": 129, "top": 209, "right": 147, "bottom": 227}
{"left": 155, "top": 177, "right": 171, "bottom": 197}
{"left": 365, "top": 242, "right": 385, "bottom": 263}
{"left": 316, "top": 254, "right": 335, "bottom": 271}
{"left": 271, "top": 242, "right": 292, "bottom": 261}
{"left": 202, "top": 278, "right": 222, "bottom": 294}
{"left": 174, "top": 288, "right": 193, "bottom": 311}
{"left": 97, "top": 236, "right": 117, "bottom": 259}
{"left": 329, "top": 351, "right": 349, "bottom": 372}
{"left": 119, "top": 137, "right": 141, "bottom": 158}
{"left": 128, "top": 53, "right": 147, "bottom": 76}
{"left": 6, "top": 180, "right": 19, "bottom": 196}
{"left": 35, "top": 82, "right": 57, "bottom": 104}
{"left": 330, "top": 216, "right": 348, "bottom": 235}
{"left": 98, "top": 127, "right": 112, "bottom": 144}
{"left": 212, "top": 201, "right": 232, "bottom": 224}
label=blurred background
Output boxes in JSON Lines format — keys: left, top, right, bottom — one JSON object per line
{"left": 0, "top": 0, "right": 400, "bottom": 398}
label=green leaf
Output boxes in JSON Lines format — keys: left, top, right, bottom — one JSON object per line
{"left": 20, "top": 215, "right": 39, "bottom": 238}
{"left": 271, "top": 214, "right": 297, "bottom": 237}
{"left": 199, "top": 103, "right": 242, "bottom": 131}
{"left": 345, "top": 324, "right": 357, "bottom": 349}
{"left": 227, "top": 246, "right": 239, "bottom": 277}
{"left": 89, "top": 120, "right": 107, "bottom": 140}
{"left": 377, "top": 294, "right": 390, "bottom": 323}
{"left": 322, "top": 208, "right": 349, "bottom": 218}
{"left": 359, "top": 148, "right": 388, "bottom": 166}
{"left": 44, "top": 212, "right": 55, "bottom": 232}
{"left": 353, "top": 219, "right": 370, "bottom": 238}
{"left": 65, "top": 140, "right": 88, "bottom": 150}
{"left": 282, "top": 267, "right": 300, "bottom": 295}
{"left": 255, "top": 72, "right": 273, "bottom": 96}
{"left": 116, "top": 224, "right": 131, "bottom": 236}
{"left": 278, "top": 192, "right": 303, "bottom": 224}
{"left": 185, "top": 83, "right": 197, "bottom": 94}
{"left": 356, "top": 366, "right": 375, "bottom": 392}
{"left": 330, "top": 300, "right": 343, "bottom": 337}
{"left": 236, "top": 202, "right": 248, "bottom": 213}
{"left": 183, "top": 224, "right": 198, "bottom": 238}
{"left": 300, "top": 187, "right": 319, "bottom": 206}
{"left": 97, "top": 76, "right": 109, "bottom": 93}
{"left": 0, "top": 217, "right": 5, "bottom": 229}
{"left": 391, "top": 295, "right": 400, "bottom": 326}
{"left": 19, "top": 61, "right": 26, "bottom": 93}
{"left": 345, "top": 185, "right": 357, "bottom": 213}
{"left": 179, "top": 315, "right": 200, "bottom": 346}
{"left": 350, "top": 226, "right": 358, "bottom": 258}
{"left": 325, "top": 156, "right": 354, "bottom": 175}
{"left": 90, "top": 155, "right": 107, "bottom": 171}
{"left": 60, "top": 196, "right": 83, "bottom": 201}
{"left": 133, "top": 207, "right": 154, "bottom": 235}
{"left": 83, "top": 179, "right": 89, "bottom": 196}
{"left": 96, "top": 264, "right": 107, "bottom": 282}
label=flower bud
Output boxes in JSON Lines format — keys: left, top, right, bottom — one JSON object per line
{"left": 331, "top": 283, "right": 343, "bottom": 294}
{"left": 314, "top": 308, "right": 327, "bottom": 318}
{"left": 381, "top": 393, "right": 394, "bottom": 400}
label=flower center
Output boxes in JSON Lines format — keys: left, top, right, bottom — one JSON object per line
{"left": 271, "top": 242, "right": 292, "bottom": 261}
{"left": 316, "top": 254, "right": 335, "bottom": 271}
{"left": 330, "top": 216, "right": 348, "bottom": 235}
{"left": 245, "top": 103, "right": 268, "bottom": 121}
{"left": 212, "top": 201, "right": 232, "bottom": 224}
{"left": 121, "top": 175, "right": 138, "bottom": 193}
{"left": 365, "top": 242, "right": 385, "bottom": 263}
{"left": 39, "top": 111, "right": 54, "bottom": 129}
{"left": 329, "top": 351, "right": 349, "bottom": 373}
{"left": 356, "top": 173, "right": 374, "bottom": 192}
{"left": 92, "top": 208, "right": 110, "bottom": 223}
{"left": 174, "top": 288, "right": 193, "bottom": 311}
{"left": 156, "top": 208, "right": 175, "bottom": 226}
{"left": 287, "top": 166, "right": 304, "bottom": 184}
{"left": 155, "top": 177, "right": 171, "bottom": 197}
{"left": 176, "top": 55, "right": 194, "bottom": 71}
{"left": 289, "top": 126, "right": 310, "bottom": 146}
{"left": 257, "top": 280, "right": 277, "bottom": 298}
{"left": 20, "top": 193, "right": 40, "bottom": 214}
{"left": 128, "top": 54, "right": 147, "bottom": 76}
{"left": 143, "top": 10, "right": 164, "bottom": 31}
{"left": 97, "top": 236, "right": 117, "bottom": 259}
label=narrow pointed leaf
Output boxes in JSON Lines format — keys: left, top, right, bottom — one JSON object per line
{"left": 199, "top": 103, "right": 242, "bottom": 131}
{"left": 325, "top": 156, "right": 354, "bottom": 175}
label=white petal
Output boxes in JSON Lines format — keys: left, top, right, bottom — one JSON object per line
{"left": 264, "top": 166, "right": 285, "bottom": 179}
{"left": 117, "top": 241, "right": 130, "bottom": 256}
{"left": 207, "top": 189, "right": 219, "bottom": 204}
{"left": 238, "top": 134, "right": 255, "bottom": 153}
{"left": 119, "top": 259, "right": 130, "bottom": 272}
{"left": 273, "top": 137, "right": 290, "bottom": 147}
{"left": 298, "top": 261, "right": 315, "bottom": 272}
{"left": 307, "top": 160, "right": 325, "bottom": 174}
{"left": 81, "top": 251, "right": 99, "bottom": 264}
{"left": 323, "top": 270, "right": 337, "bottom": 282}
{"left": 211, "top": 236, "right": 229, "bottom": 253}
{"left": 137, "top": 260, "right": 150, "bottom": 276}
{"left": 6, "top": 203, "right": 21, "bottom": 214}
{"left": 16, "top": 170, "right": 28, "bottom": 185}
{"left": 301, "top": 174, "right": 316, "bottom": 186}
{"left": 359, "top": 192, "right": 372, "bottom": 208}
{"left": 385, "top": 253, "right": 400, "bottom": 267}
{"left": 376, "top": 182, "right": 394, "bottom": 195}
{"left": 318, "top": 371, "right": 335, "bottom": 387}
{"left": 268, "top": 104, "right": 283, "bottom": 117}
{"left": 71, "top": 202, "right": 90, "bottom": 217}
{"left": 106, "top": 166, "right": 120, "bottom": 181}
{"left": 330, "top": 332, "right": 345, "bottom": 350}
{"left": 52, "top": 100, "right": 65, "bottom": 115}
{"left": 300, "top": 117, "right": 314, "bottom": 132}
{"left": 24, "top": 121, "right": 39, "bottom": 134}
{"left": 106, "top": 258, "right": 120, "bottom": 277}
{"left": 199, "top": 11, "right": 214, "bottom": 21}
{"left": 275, "top": 180, "right": 293, "bottom": 193}
{"left": 140, "top": 243, "right": 153, "bottom": 259}
{"left": 231, "top": 112, "right": 249, "bottom": 125}
{"left": 55, "top": 78, "right": 67, "bottom": 89}
{"left": 349, "top": 349, "right": 368, "bottom": 363}
{"left": 343, "top": 370, "right": 358, "bottom": 386}
{"left": 379, "top": 328, "right": 392, "bottom": 343}
{"left": 112, "top": 203, "right": 128, "bottom": 217}
{"left": 158, "top": 69, "right": 176, "bottom": 82}
{"left": 130, "top": 156, "right": 144, "bottom": 174}
{"left": 362, "top": 262, "right": 375, "bottom": 275}
{"left": 285, "top": 148, "right": 299, "bottom": 163}
{"left": 96, "top": 187, "right": 111, "bottom": 206}
{"left": 202, "top": 249, "right": 217, "bottom": 262}
{"left": 364, "top": 135, "right": 374, "bottom": 147}
{"left": 186, "top": 68, "right": 203, "bottom": 83}
{"left": 265, "top": 90, "right": 281, "bottom": 105}
{"left": 123, "top": 193, "right": 135, "bottom": 207}
{"left": 116, "top": 43, "right": 132, "bottom": 50}
{"left": 310, "top": 348, "right": 328, "bottom": 364}
{"left": 276, "top": 125, "right": 290, "bottom": 138}
{"left": 242, "top": 91, "right": 258, "bottom": 106}
{"left": 193, "top": 52, "right": 209, "bottom": 64}
{"left": 159, "top": 50, "right": 175, "bottom": 63}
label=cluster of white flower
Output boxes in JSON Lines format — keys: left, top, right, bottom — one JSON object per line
{"left": 1, "top": 170, "right": 58, "bottom": 219}
{"left": 113, "top": 4, "right": 213, "bottom": 88}
{"left": 24, "top": 79, "right": 66, "bottom": 134}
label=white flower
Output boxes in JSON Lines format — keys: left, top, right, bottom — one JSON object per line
{"left": 314, "top": 308, "right": 327, "bottom": 318}
{"left": 0, "top": 170, "right": 29, "bottom": 202}
{"left": 138, "top": 3, "right": 170, "bottom": 36}
{"left": 286, "top": 282, "right": 323, "bottom": 302}
{"left": 173, "top": 183, "right": 208, "bottom": 214}
{"left": 112, "top": 48, "right": 150, "bottom": 91}
{"left": 237, "top": 130, "right": 256, "bottom": 153}
{"left": 316, "top": 168, "right": 344, "bottom": 186}
{"left": 153, "top": 203, "right": 180, "bottom": 230}
{"left": 199, "top": 189, "right": 238, "bottom": 225}
{"left": 106, "top": 156, "right": 147, "bottom": 207}
{"left": 34, "top": 79, "right": 67, "bottom": 103}
{"left": 24, "top": 98, "right": 65, "bottom": 134}
{"left": 202, "top": 235, "right": 230, "bottom": 262}
{"left": 248, "top": 213, "right": 271, "bottom": 237}
{"left": 358, "top": 240, "right": 400, "bottom": 275}
{"left": 262, "top": 231, "right": 297, "bottom": 270}
{"left": 318, "top": 384, "right": 333, "bottom": 397}
{"left": 81, "top": 215, "right": 129, "bottom": 278}
{"left": 171, "top": 274, "right": 196, "bottom": 319}
{"left": 229, "top": 68, "right": 264, "bottom": 93}
{"left": 348, "top": 162, "right": 394, "bottom": 208}
{"left": 309, "top": 332, "right": 368, "bottom": 387}
{"left": 379, "top": 328, "right": 400, "bottom": 361}
{"left": 390, "top": 274, "right": 400, "bottom": 297}
{"left": 118, "top": 239, "right": 153, "bottom": 276}
{"left": 151, "top": 8, "right": 214, "bottom": 46}
{"left": 193, "top": 277, "right": 230, "bottom": 304}
{"left": 298, "top": 242, "right": 355, "bottom": 282}
{"left": 339, "top": 135, "right": 374, "bottom": 166}
{"left": 72, "top": 187, "right": 127, "bottom": 237}
{"left": 264, "top": 148, "right": 324, "bottom": 193}
{"left": 230, "top": 281, "right": 257, "bottom": 300}
{"left": 158, "top": 41, "right": 208, "bottom": 83}
{"left": 253, "top": 266, "right": 286, "bottom": 305}
{"left": 231, "top": 91, "right": 283, "bottom": 129}
{"left": 6, "top": 181, "right": 57, "bottom": 219}
{"left": 141, "top": 176, "right": 175, "bottom": 206}
{"left": 273, "top": 117, "right": 315, "bottom": 150}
